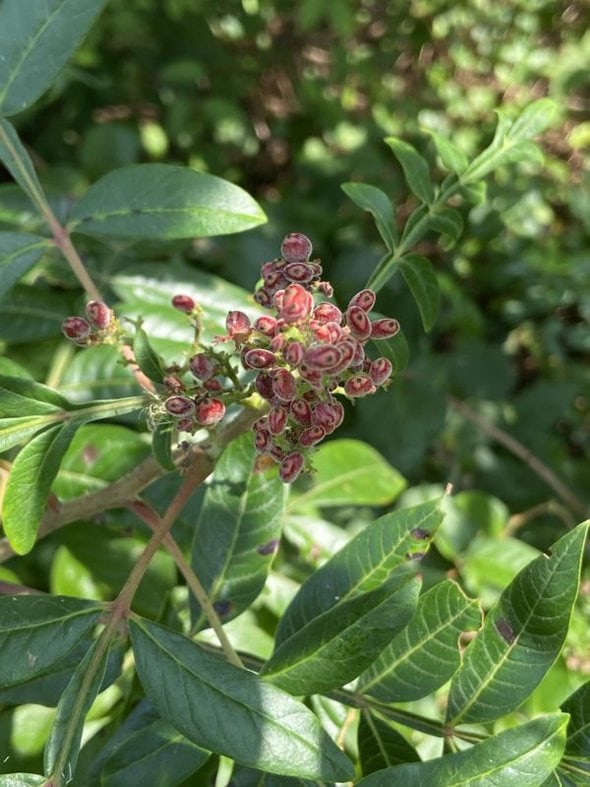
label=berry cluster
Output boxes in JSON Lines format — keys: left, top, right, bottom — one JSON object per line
{"left": 61, "top": 301, "right": 116, "bottom": 346}
{"left": 221, "top": 233, "right": 400, "bottom": 482}
{"left": 61, "top": 234, "right": 400, "bottom": 484}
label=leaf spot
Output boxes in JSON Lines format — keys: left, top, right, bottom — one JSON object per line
{"left": 496, "top": 617, "right": 516, "bottom": 644}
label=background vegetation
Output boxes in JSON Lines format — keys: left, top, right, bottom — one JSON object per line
{"left": 0, "top": 0, "right": 588, "bottom": 782}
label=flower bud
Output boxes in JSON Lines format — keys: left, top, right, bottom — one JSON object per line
{"left": 272, "top": 368, "right": 297, "bottom": 402}
{"left": 254, "top": 428, "right": 272, "bottom": 453}
{"left": 369, "top": 357, "right": 393, "bottom": 386}
{"left": 313, "top": 321, "right": 342, "bottom": 344}
{"left": 344, "top": 374, "right": 376, "bottom": 398}
{"left": 279, "top": 451, "right": 305, "bottom": 483}
{"left": 177, "top": 418, "right": 194, "bottom": 432}
{"left": 189, "top": 353, "right": 217, "bottom": 381}
{"left": 270, "top": 334, "right": 285, "bottom": 352}
{"left": 171, "top": 294, "right": 196, "bottom": 313}
{"left": 298, "top": 364, "right": 323, "bottom": 387}
{"left": 348, "top": 289, "right": 376, "bottom": 312}
{"left": 328, "top": 339, "right": 355, "bottom": 374}
{"left": 243, "top": 348, "right": 275, "bottom": 369}
{"left": 226, "top": 311, "right": 251, "bottom": 343}
{"left": 299, "top": 425, "right": 326, "bottom": 447}
{"left": 279, "top": 283, "right": 314, "bottom": 324}
{"left": 204, "top": 379, "right": 222, "bottom": 392}
{"left": 370, "top": 318, "right": 400, "bottom": 339}
{"left": 280, "top": 233, "right": 313, "bottom": 263}
{"left": 85, "top": 301, "right": 112, "bottom": 329}
{"left": 165, "top": 395, "right": 196, "bottom": 417}
{"left": 312, "top": 401, "right": 342, "bottom": 433}
{"left": 255, "top": 372, "right": 275, "bottom": 399}
{"left": 254, "top": 287, "right": 273, "bottom": 308}
{"left": 316, "top": 281, "right": 334, "bottom": 298}
{"left": 62, "top": 316, "right": 92, "bottom": 342}
{"left": 346, "top": 305, "right": 372, "bottom": 341}
{"left": 195, "top": 397, "right": 226, "bottom": 426}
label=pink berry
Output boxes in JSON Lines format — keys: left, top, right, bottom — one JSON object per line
{"left": 279, "top": 451, "right": 305, "bottom": 483}
{"left": 172, "top": 294, "right": 196, "bottom": 313}
{"left": 165, "top": 395, "right": 196, "bottom": 417}
{"left": 370, "top": 318, "right": 401, "bottom": 339}
{"left": 279, "top": 283, "right": 314, "bottom": 324}
{"left": 189, "top": 353, "right": 217, "bottom": 381}
{"left": 243, "top": 348, "right": 275, "bottom": 369}
{"left": 303, "top": 344, "right": 343, "bottom": 371}
{"left": 272, "top": 368, "right": 297, "bottom": 402}
{"left": 344, "top": 375, "right": 376, "bottom": 398}
{"left": 195, "top": 397, "right": 225, "bottom": 426}
{"left": 313, "top": 321, "right": 342, "bottom": 344}
{"left": 299, "top": 425, "right": 326, "bottom": 447}
{"left": 280, "top": 233, "right": 313, "bottom": 263}
{"left": 62, "top": 316, "right": 92, "bottom": 342}
{"left": 369, "top": 357, "right": 393, "bottom": 386}
{"left": 85, "top": 301, "right": 112, "bottom": 329}
{"left": 254, "top": 315, "right": 278, "bottom": 337}
{"left": 346, "top": 305, "right": 372, "bottom": 341}
{"left": 290, "top": 398, "right": 313, "bottom": 426}
{"left": 313, "top": 302, "right": 343, "bottom": 324}
{"left": 348, "top": 289, "right": 376, "bottom": 312}
{"left": 226, "top": 311, "right": 251, "bottom": 343}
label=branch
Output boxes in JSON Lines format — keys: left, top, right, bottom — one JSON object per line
{"left": 447, "top": 395, "right": 588, "bottom": 519}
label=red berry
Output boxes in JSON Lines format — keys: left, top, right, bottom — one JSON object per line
{"left": 272, "top": 368, "right": 297, "bottom": 402}
{"left": 189, "top": 353, "right": 217, "bottom": 381}
{"left": 344, "top": 375, "right": 376, "bottom": 398}
{"left": 369, "top": 357, "right": 393, "bottom": 386}
{"left": 279, "top": 283, "right": 314, "bottom": 324}
{"left": 172, "top": 294, "right": 196, "bottom": 313}
{"left": 348, "top": 289, "right": 376, "bottom": 312}
{"left": 346, "top": 305, "right": 372, "bottom": 341}
{"left": 243, "top": 348, "right": 275, "bottom": 369}
{"left": 62, "top": 316, "right": 92, "bottom": 342}
{"left": 85, "top": 301, "right": 112, "bottom": 329}
{"left": 255, "top": 372, "right": 275, "bottom": 399}
{"left": 165, "top": 395, "right": 196, "bottom": 416}
{"left": 195, "top": 397, "right": 225, "bottom": 426}
{"left": 290, "top": 398, "right": 313, "bottom": 426}
{"left": 303, "top": 343, "right": 343, "bottom": 371}
{"left": 254, "top": 287, "right": 273, "bottom": 308}
{"left": 280, "top": 233, "right": 313, "bottom": 263}
{"left": 284, "top": 262, "right": 316, "bottom": 283}
{"left": 299, "top": 425, "right": 326, "bottom": 447}
{"left": 312, "top": 401, "right": 342, "bottom": 433}
{"left": 254, "top": 428, "right": 272, "bottom": 453}
{"left": 226, "top": 311, "right": 251, "bottom": 343}
{"left": 268, "top": 406, "right": 289, "bottom": 435}
{"left": 254, "top": 315, "right": 278, "bottom": 337}
{"left": 279, "top": 451, "right": 305, "bottom": 483}
{"left": 313, "top": 302, "right": 343, "bottom": 324}
{"left": 177, "top": 418, "right": 194, "bottom": 432}
{"left": 370, "top": 318, "right": 400, "bottom": 339}
{"left": 284, "top": 341, "right": 304, "bottom": 367}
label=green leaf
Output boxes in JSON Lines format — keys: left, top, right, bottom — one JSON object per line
{"left": 509, "top": 99, "right": 560, "bottom": 141}
{"left": 59, "top": 345, "right": 141, "bottom": 401}
{"left": 427, "top": 207, "right": 464, "bottom": 244}
{"left": 261, "top": 570, "right": 421, "bottom": 695}
{"left": 129, "top": 617, "right": 355, "bottom": 781}
{"left": 398, "top": 253, "right": 440, "bottom": 332}
{"left": 151, "top": 421, "right": 176, "bottom": 471}
{"left": 356, "top": 713, "right": 568, "bottom": 786}
{"left": 190, "top": 433, "right": 286, "bottom": 629}
{"left": 2, "top": 422, "right": 78, "bottom": 555}
{"left": 275, "top": 499, "right": 443, "bottom": 647}
{"left": 0, "top": 232, "right": 51, "bottom": 298}
{"left": 229, "top": 767, "right": 317, "bottom": 786}
{"left": 68, "top": 164, "right": 267, "bottom": 240}
{"left": 447, "top": 523, "right": 589, "bottom": 725}
{"left": 0, "top": 0, "right": 109, "bottom": 116}
{"left": 133, "top": 327, "right": 166, "bottom": 383}
{"left": 341, "top": 183, "right": 398, "bottom": 250}
{"left": 358, "top": 579, "right": 482, "bottom": 702}
{"left": 428, "top": 132, "right": 469, "bottom": 175}
{"left": 0, "top": 119, "right": 45, "bottom": 208}
{"left": 562, "top": 681, "right": 590, "bottom": 764}
{"left": 289, "top": 439, "right": 406, "bottom": 511}
{"left": 0, "top": 776, "right": 46, "bottom": 786}
{"left": 0, "top": 417, "right": 58, "bottom": 453}
{"left": 0, "top": 284, "right": 71, "bottom": 344}
{"left": 384, "top": 138, "right": 434, "bottom": 205}
{"left": 0, "top": 372, "right": 72, "bottom": 414}
{"left": 90, "top": 700, "right": 209, "bottom": 787}
{"left": 358, "top": 712, "right": 420, "bottom": 775}
{"left": 369, "top": 328, "right": 410, "bottom": 376}
{"left": 44, "top": 636, "right": 109, "bottom": 778}
{"left": 0, "top": 595, "right": 101, "bottom": 688}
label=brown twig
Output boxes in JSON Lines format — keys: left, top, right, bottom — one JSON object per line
{"left": 447, "top": 395, "right": 588, "bottom": 519}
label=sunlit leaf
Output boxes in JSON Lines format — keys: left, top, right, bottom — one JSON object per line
{"left": 341, "top": 183, "right": 398, "bottom": 250}
{"left": 398, "top": 253, "right": 439, "bottom": 332}
{"left": 385, "top": 138, "right": 434, "bottom": 205}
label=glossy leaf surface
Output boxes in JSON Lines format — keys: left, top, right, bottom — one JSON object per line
{"left": 190, "top": 433, "right": 286, "bottom": 629}
{"left": 359, "top": 579, "right": 481, "bottom": 702}
{"left": 358, "top": 712, "right": 420, "bottom": 775}
{"left": 275, "top": 499, "right": 443, "bottom": 646}
{"left": 261, "top": 571, "right": 421, "bottom": 694}
{"left": 0, "top": 0, "right": 109, "bottom": 116}
{"left": 447, "top": 523, "right": 588, "bottom": 724}
{"left": 398, "top": 253, "right": 440, "bottom": 332}
{"left": 0, "top": 232, "right": 51, "bottom": 298}
{"left": 129, "top": 617, "right": 355, "bottom": 781}
{"left": 356, "top": 713, "right": 568, "bottom": 786}
{"left": 68, "top": 164, "right": 266, "bottom": 239}
{"left": 0, "top": 596, "right": 101, "bottom": 688}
